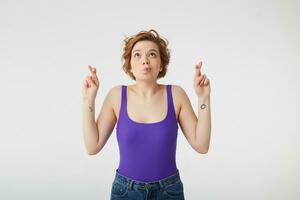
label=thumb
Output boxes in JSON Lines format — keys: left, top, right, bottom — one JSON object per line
{"left": 88, "top": 77, "right": 96, "bottom": 87}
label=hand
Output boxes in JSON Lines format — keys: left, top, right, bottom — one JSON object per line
{"left": 82, "top": 65, "right": 100, "bottom": 101}
{"left": 193, "top": 61, "right": 211, "bottom": 98}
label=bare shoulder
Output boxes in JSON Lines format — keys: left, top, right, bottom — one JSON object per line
{"left": 108, "top": 85, "right": 122, "bottom": 97}
{"left": 171, "top": 84, "right": 186, "bottom": 94}
{"left": 170, "top": 84, "right": 191, "bottom": 119}
{"left": 105, "top": 85, "right": 122, "bottom": 105}
{"left": 106, "top": 85, "right": 122, "bottom": 117}
{"left": 171, "top": 84, "right": 189, "bottom": 104}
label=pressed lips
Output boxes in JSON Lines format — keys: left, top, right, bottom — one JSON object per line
{"left": 142, "top": 67, "right": 151, "bottom": 72}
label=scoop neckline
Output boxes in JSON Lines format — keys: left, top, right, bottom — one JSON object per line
{"left": 125, "top": 85, "right": 169, "bottom": 125}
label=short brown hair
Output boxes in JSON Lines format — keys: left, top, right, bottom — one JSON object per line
{"left": 121, "top": 29, "right": 170, "bottom": 81}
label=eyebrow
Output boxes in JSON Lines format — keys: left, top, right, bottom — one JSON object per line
{"left": 132, "top": 49, "right": 158, "bottom": 53}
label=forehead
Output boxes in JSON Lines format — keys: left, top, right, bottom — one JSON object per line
{"left": 132, "top": 41, "right": 159, "bottom": 52}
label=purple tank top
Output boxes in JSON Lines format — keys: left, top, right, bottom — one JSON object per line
{"left": 115, "top": 84, "right": 179, "bottom": 182}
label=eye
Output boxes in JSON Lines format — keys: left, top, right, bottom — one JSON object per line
{"left": 133, "top": 53, "right": 140, "bottom": 57}
{"left": 149, "top": 52, "right": 156, "bottom": 57}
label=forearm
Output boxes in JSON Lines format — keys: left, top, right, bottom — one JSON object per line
{"left": 82, "top": 99, "right": 99, "bottom": 154}
{"left": 195, "top": 96, "right": 211, "bottom": 153}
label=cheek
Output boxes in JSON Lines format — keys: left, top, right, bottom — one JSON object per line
{"left": 130, "top": 64, "right": 138, "bottom": 74}
{"left": 130, "top": 58, "right": 139, "bottom": 65}
{"left": 129, "top": 60, "right": 135, "bottom": 69}
{"left": 151, "top": 58, "right": 160, "bottom": 65}
{"left": 156, "top": 57, "right": 161, "bottom": 64}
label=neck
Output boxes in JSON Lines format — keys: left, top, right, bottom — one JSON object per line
{"left": 132, "top": 81, "right": 161, "bottom": 98}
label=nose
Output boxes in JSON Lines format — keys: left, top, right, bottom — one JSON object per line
{"left": 142, "top": 55, "right": 150, "bottom": 65}
{"left": 143, "top": 60, "right": 149, "bottom": 65}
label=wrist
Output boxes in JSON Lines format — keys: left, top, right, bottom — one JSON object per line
{"left": 82, "top": 98, "right": 95, "bottom": 105}
{"left": 198, "top": 96, "right": 210, "bottom": 103}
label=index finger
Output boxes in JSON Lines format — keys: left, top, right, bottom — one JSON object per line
{"left": 88, "top": 65, "right": 96, "bottom": 74}
{"left": 195, "top": 61, "right": 202, "bottom": 76}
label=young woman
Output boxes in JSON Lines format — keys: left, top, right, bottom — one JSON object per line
{"left": 82, "top": 29, "right": 211, "bottom": 200}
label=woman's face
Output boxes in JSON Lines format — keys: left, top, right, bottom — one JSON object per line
{"left": 130, "top": 40, "right": 162, "bottom": 81}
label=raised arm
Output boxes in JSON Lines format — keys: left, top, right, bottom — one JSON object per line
{"left": 177, "top": 61, "right": 211, "bottom": 154}
{"left": 82, "top": 65, "right": 118, "bottom": 155}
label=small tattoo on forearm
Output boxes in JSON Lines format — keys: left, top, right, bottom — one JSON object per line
{"left": 200, "top": 103, "right": 206, "bottom": 109}
{"left": 89, "top": 106, "right": 93, "bottom": 112}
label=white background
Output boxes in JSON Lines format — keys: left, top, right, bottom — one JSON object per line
{"left": 0, "top": 0, "right": 299, "bottom": 199}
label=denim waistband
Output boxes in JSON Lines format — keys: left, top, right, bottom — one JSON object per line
{"left": 113, "top": 169, "right": 182, "bottom": 191}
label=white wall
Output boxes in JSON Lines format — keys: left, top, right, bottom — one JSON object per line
{"left": 0, "top": 0, "right": 299, "bottom": 199}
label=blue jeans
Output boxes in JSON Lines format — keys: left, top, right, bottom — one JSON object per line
{"left": 110, "top": 169, "right": 185, "bottom": 200}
